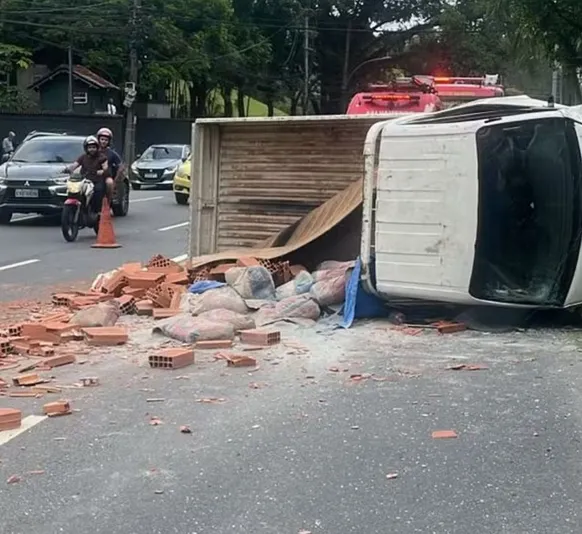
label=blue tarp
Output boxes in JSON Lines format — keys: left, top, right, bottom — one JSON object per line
{"left": 188, "top": 280, "right": 225, "bottom": 294}
{"left": 340, "top": 257, "right": 388, "bottom": 328}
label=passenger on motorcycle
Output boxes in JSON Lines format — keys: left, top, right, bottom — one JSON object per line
{"left": 64, "top": 136, "right": 109, "bottom": 211}
{"left": 96, "top": 127, "right": 121, "bottom": 198}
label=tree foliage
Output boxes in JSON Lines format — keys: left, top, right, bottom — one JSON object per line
{"left": 0, "top": 0, "right": 571, "bottom": 115}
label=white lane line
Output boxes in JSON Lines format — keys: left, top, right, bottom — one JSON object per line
{"left": 158, "top": 221, "right": 188, "bottom": 232}
{"left": 0, "top": 259, "right": 40, "bottom": 272}
{"left": 172, "top": 254, "right": 188, "bottom": 262}
{"left": 0, "top": 415, "right": 47, "bottom": 446}
{"left": 130, "top": 196, "right": 164, "bottom": 204}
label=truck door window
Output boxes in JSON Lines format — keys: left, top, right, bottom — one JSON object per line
{"left": 470, "top": 118, "right": 582, "bottom": 305}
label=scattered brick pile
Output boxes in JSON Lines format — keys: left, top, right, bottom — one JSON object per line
{"left": 0, "top": 254, "right": 285, "bottom": 419}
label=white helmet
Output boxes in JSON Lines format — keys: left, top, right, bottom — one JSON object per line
{"left": 97, "top": 127, "right": 112, "bottom": 140}
{"left": 83, "top": 135, "right": 99, "bottom": 152}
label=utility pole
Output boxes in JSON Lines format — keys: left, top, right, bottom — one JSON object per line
{"left": 67, "top": 44, "right": 73, "bottom": 112}
{"left": 303, "top": 12, "right": 309, "bottom": 114}
{"left": 123, "top": 0, "right": 140, "bottom": 163}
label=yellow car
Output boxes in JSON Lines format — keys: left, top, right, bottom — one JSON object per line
{"left": 172, "top": 155, "right": 191, "bottom": 205}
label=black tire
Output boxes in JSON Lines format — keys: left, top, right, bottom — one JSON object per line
{"left": 174, "top": 192, "right": 188, "bottom": 205}
{"left": 61, "top": 204, "right": 79, "bottom": 242}
{"left": 131, "top": 183, "right": 141, "bottom": 191}
{"left": 93, "top": 214, "right": 100, "bottom": 235}
{"left": 0, "top": 210, "right": 12, "bottom": 224}
{"left": 112, "top": 181, "right": 130, "bottom": 217}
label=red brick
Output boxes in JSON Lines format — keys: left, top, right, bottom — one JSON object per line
{"left": 146, "top": 285, "right": 171, "bottom": 308}
{"left": 240, "top": 329, "right": 280, "bottom": 346}
{"left": 136, "top": 300, "right": 154, "bottom": 316}
{"left": 12, "top": 373, "right": 43, "bottom": 386}
{"left": 20, "top": 323, "right": 47, "bottom": 339}
{"left": 195, "top": 340, "right": 234, "bottom": 350}
{"left": 122, "top": 286, "right": 147, "bottom": 299}
{"left": 115, "top": 295, "right": 137, "bottom": 314}
{"left": 43, "top": 322, "right": 75, "bottom": 334}
{"left": 165, "top": 271, "right": 189, "bottom": 285}
{"left": 43, "top": 354, "right": 76, "bottom": 368}
{"left": 43, "top": 400, "right": 71, "bottom": 416}
{"left": 236, "top": 257, "right": 260, "bottom": 267}
{"left": 152, "top": 308, "right": 181, "bottom": 320}
{"left": 437, "top": 322, "right": 467, "bottom": 334}
{"left": 169, "top": 291, "right": 182, "bottom": 310}
{"left": 226, "top": 354, "right": 257, "bottom": 367}
{"left": 120, "top": 262, "right": 142, "bottom": 274}
{"left": 432, "top": 430, "right": 458, "bottom": 439}
{"left": 83, "top": 327, "right": 128, "bottom": 346}
{"left": 126, "top": 272, "right": 165, "bottom": 289}
{"left": 149, "top": 348, "right": 194, "bottom": 369}
{"left": 100, "top": 271, "right": 128, "bottom": 296}
{"left": 0, "top": 408, "right": 22, "bottom": 431}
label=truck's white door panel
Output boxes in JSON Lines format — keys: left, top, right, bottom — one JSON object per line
{"left": 374, "top": 123, "right": 479, "bottom": 303}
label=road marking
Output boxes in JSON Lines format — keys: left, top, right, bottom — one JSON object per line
{"left": 172, "top": 254, "right": 188, "bottom": 262}
{"left": 158, "top": 221, "right": 188, "bottom": 232}
{"left": 0, "top": 258, "right": 40, "bottom": 272}
{"left": 0, "top": 415, "right": 47, "bottom": 446}
{"left": 130, "top": 196, "right": 164, "bottom": 204}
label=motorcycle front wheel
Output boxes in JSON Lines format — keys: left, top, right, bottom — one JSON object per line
{"left": 61, "top": 204, "right": 80, "bottom": 242}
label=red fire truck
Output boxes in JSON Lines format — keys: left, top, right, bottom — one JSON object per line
{"left": 433, "top": 75, "right": 504, "bottom": 108}
{"left": 346, "top": 76, "right": 443, "bottom": 115}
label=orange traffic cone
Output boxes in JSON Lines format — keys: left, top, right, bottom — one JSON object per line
{"left": 91, "top": 197, "right": 121, "bottom": 248}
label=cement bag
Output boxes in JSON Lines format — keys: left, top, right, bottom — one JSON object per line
{"left": 255, "top": 294, "right": 321, "bottom": 326}
{"left": 70, "top": 301, "right": 120, "bottom": 327}
{"left": 198, "top": 309, "right": 255, "bottom": 332}
{"left": 312, "top": 268, "right": 352, "bottom": 282}
{"left": 225, "top": 266, "right": 276, "bottom": 300}
{"left": 189, "top": 286, "right": 248, "bottom": 315}
{"left": 153, "top": 314, "right": 235, "bottom": 343}
{"left": 316, "top": 260, "right": 355, "bottom": 272}
{"left": 275, "top": 271, "right": 314, "bottom": 301}
{"left": 310, "top": 273, "right": 347, "bottom": 306}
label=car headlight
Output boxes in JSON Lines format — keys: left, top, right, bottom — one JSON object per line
{"left": 131, "top": 163, "right": 138, "bottom": 172}
{"left": 0, "top": 177, "right": 5, "bottom": 185}
{"left": 165, "top": 165, "right": 178, "bottom": 173}
{"left": 52, "top": 175, "right": 68, "bottom": 185}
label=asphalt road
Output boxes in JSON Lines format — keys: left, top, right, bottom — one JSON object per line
{"left": 1, "top": 321, "right": 582, "bottom": 533}
{"left": 0, "top": 188, "right": 190, "bottom": 300}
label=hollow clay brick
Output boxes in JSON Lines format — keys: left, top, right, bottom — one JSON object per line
{"left": 240, "top": 329, "right": 281, "bottom": 346}
{"left": 149, "top": 348, "right": 194, "bottom": 369}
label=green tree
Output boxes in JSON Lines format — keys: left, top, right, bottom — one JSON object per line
{"left": 0, "top": 43, "right": 33, "bottom": 111}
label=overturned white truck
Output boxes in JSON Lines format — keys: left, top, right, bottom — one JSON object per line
{"left": 188, "top": 96, "right": 582, "bottom": 309}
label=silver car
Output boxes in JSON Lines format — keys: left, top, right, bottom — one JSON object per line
{"left": 129, "top": 144, "right": 190, "bottom": 190}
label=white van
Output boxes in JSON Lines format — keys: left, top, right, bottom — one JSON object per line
{"left": 360, "top": 96, "right": 582, "bottom": 308}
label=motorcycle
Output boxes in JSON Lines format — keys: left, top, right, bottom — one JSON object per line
{"left": 60, "top": 171, "right": 100, "bottom": 242}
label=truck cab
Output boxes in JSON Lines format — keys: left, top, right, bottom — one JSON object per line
{"left": 347, "top": 76, "right": 443, "bottom": 115}
{"left": 361, "top": 96, "right": 582, "bottom": 309}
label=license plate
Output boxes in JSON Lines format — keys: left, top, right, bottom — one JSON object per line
{"left": 14, "top": 189, "right": 39, "bottom": 198}
{"left": 144, "top": 173, "right": 158, "bottom": 179}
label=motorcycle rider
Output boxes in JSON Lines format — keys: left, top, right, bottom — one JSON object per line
{"left": 64, "top": 136, "right": 109, "bottom": 212}
{"left": 96, "top": 127, "right": 121, "bottom": 196}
